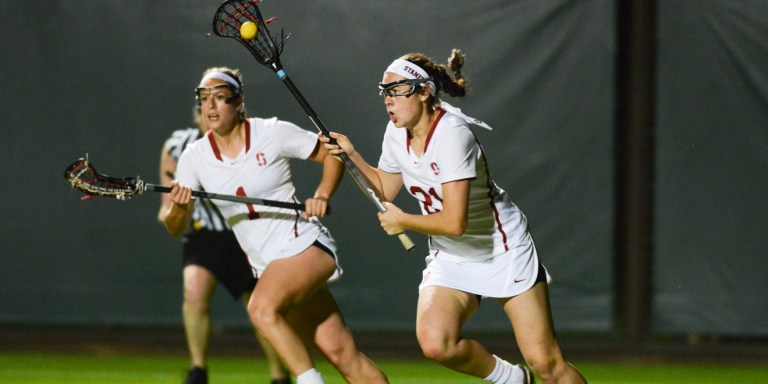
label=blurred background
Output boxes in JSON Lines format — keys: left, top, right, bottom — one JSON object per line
{"left": 1, "top": 0, "right": 766, "bottom": 358}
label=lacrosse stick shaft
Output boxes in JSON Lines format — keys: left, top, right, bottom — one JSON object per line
{"left": 276, "top": 72, "right": 415, "bottom": 251}
{"left": 146, "top": 184, "right": 310, "bottom": 212}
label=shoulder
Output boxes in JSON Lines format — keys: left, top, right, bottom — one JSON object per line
{"left": 247, "top": 116, "right": 300, "bottom": 135}
{"left": 433, "top": 113, "right": 477, "bottom": 150}
{"left": 261, "top": 116, "right": 315, "bottom": 140}
{"left": 438, "top": 112, "right": 471, "bottom": 132}
{"left": 435, "top": 113, "right": 473, "bottom": 139}
{"left": 439, "top": 112, "right": 475, "bottom": 137}
{"left": 248, "top": 116, "right": 277, "bottom": 127}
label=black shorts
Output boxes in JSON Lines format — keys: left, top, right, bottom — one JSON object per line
{"left": 182, "top": 230, "right": 256, "bottom": 300}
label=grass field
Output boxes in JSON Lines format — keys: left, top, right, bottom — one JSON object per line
{"left": 1, "top": 351, "right": 767, "bottom": 384}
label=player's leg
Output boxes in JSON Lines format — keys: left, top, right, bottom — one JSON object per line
{"left": 417, "top": 286, "right": 531, "bottom": 383}
{"left": 241, "top": 292, "right": 291, "bottom": 384}
{"left": 182, "top": 264, "right": 217, "bottom": 379}
{"left": 260, "top": 334, "right": 292, "bottom": 384}
{"left": 415, "top": 286, "right": 495, "bottom": 374}
{"left": 247, "top": 245, "right": 337, "bottom": 380}
{"left": 501, "top": 282, "right": 587, "bottom": 384}
{"left": 286, "top": 285, "right": 388, "bottom": 384}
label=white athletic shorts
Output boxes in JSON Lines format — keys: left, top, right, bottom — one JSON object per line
{"left": 252, "top": 219, "right": 342, "bottom": 282}
{"left": 418, "top": 231, "right": 550, "bottom": 298}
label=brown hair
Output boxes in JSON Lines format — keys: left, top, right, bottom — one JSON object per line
{"left": 399, "top": 49, "right": 467, "bottom": 105}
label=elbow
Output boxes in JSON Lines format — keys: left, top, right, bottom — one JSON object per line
{"left": 444, "top": 219, "right": 468, "bottom": 237}
{"left": 156, "top": 212, "right": 166, "bottom": 226}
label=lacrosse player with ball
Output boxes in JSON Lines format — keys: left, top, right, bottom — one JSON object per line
{"left": 158, "top": 105, "right": 291, "bottom": 384}
{"left": 163, "top": 67, "right": 388, "bottom": 384}
{"left": 321, "top": 50, "right": 587, "bottom": 384}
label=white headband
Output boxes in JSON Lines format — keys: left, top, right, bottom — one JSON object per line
{"left": 199, "top": 71, "right": 241, "bottom": 89}
{"left": 385, "top": 59, "right": 436, "bottom": 95}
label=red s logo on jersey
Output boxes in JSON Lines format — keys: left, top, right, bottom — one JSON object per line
{"left": 255, "top": 152, "right": 268, "bottom": 166}
{"left": 430, "top": 162, "right": 440, "bottom": 176}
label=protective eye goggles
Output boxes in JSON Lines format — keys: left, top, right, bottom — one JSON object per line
{"left": 195, "top": 83, "right": 241, "bottom": 105}
{"left": 378, "top": 78, "right": 433, "bottom": 97}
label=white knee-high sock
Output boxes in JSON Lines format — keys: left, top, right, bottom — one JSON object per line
{"left": 296, "top": 368, "right": 324, "bottom": 384}
{"left": 483, "top": 355, "right": 527, "bottom": 384}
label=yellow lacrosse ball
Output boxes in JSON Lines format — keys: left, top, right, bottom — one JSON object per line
{"left": 240, "top": 21, "right": 258, "bottom": 40}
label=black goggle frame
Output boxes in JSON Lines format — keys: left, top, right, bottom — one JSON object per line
{"left": 195, "top": 83, "right": 242, "bottom": 106}
{"left": 378, "top": 78, "right": 433, "bottom": 97}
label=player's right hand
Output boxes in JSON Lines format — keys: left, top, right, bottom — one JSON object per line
{"left": 169, "top": 180, "right": 192, "bottom": 208}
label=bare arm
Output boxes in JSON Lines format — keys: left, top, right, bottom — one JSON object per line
{"left": 320, "top": 131, "right": 403, "bottom": 203}
{"left": 163, "top": 181, "right": 195, "bottom": 237}
{"left": 378, "top": 179, "right": 469, "bottom": 237}
{"left": 156, "top": 142, "right": 176, "bottom": 224}
{"left": 304, "top": 138, "right": 344, "bottom": 217}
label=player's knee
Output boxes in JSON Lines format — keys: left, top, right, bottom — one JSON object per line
{"left": 322, "top": 342, "right": 351, "bottom": 370}
{"left": 316, "top": 330, "right": 355, "bottom": 368}
{"left": 416, "top": 327, "right": 455, "bottom": 363}
{"left": 246, "top": 301, "right": 279, "bottom": 329}
{"left": 525, "top": 352, "right": 561, "bottom": 381}
{"left": 183, "top": 296, "right": 210, "bottom": 315}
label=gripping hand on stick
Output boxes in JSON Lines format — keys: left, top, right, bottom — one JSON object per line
{"left": 164, "top": 181, "right": 195, "bottom": 237}
{"left": 320, "top": 132, "right": 408, "bottom": 236}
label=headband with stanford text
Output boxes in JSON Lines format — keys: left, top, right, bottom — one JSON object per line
{"left": 385, "top": 59, "right": 436, "bottom": 95}
{"left": 384, "top": 59, "right": 492, "bottom": 130}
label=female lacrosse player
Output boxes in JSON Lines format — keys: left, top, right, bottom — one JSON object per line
{"left": 321, "top": 50, "right": 587, "bottom": 384}
{"left": 164, "top": 67, "right": 388, "bottom": 384}
{"left": 158, "top": 105, "right": 291, "bottom": 384}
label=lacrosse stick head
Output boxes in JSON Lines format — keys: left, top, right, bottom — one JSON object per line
{"left": 212, "top": 0, "right": 289, "bottom": 70}
{"left": 64, "top": 157, "right": 144, "bottom": 201}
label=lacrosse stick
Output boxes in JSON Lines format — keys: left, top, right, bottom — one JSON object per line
{"left": 64, "top": 156, "right": 311, "bottom": 212}
{"left": 211, "top": 0, "right": 415, "bottom": 251}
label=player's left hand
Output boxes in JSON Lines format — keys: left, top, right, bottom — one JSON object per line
{"left": 304, "top": 196, "right": 329, "bottom": 218}
{"left": 378, "top": 202, "right": 405, "bottom": 235}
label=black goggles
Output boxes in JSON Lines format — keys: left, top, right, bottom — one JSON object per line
{"left": 195, "top": 84, "right": 241, "bottom": 105}
{"left": 378, "top": 78, "right": 433, "bottom": 97}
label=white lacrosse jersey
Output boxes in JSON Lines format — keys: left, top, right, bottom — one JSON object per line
{"left": 175, "top": 117, "right": 336, "bottom": 274}
{"left": 164, "top": 127, "right": 230, "bottom": 233}
{"left": 378, "top": 109, "right": 529, "bottom": 260}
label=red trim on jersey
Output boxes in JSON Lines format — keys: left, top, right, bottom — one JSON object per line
{"left": 207, "top": 130, "right": 222, "bottom": 161}
{"left": 478, "top": 133, "right": 510, "bottom": 252}
{"left": 292, "top": 212, "right": 300, "bottom": 238}
{"left": 406, "top": 108, "right": 446, "bottom": 154}
{"left": 405, "top": 129, "right": 411, "bottom": 154}
{"left": 206, "top": 120, "right": 251, "bottom": 162}
{"left": 244, "top": 119, "right": 251, "bottom": 154}
{"left": 490, "top": 197, "right": 509, "bottom": 252}
{"left": 423, "top": 108, "right": 445, "bottom": 153}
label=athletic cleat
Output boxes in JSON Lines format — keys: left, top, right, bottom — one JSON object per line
{"left": 518, "top": 364, "right": 535, "bottom": 384}
{"left": 184, "top": 366, "right": 208, "bottom": 384}
{"left": 271, "top": 379, "right": 292, "bottom": 384}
